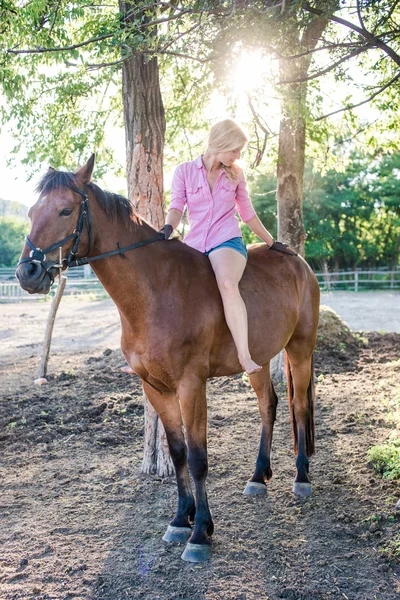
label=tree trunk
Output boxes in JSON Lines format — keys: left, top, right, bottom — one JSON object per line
{"left": 119, "top": 4, "right": 173, "bottom": 477}
{"left": 272, "top": 13, "right": 328, "bottom": 381}
{"left": 121, "top": 53, "right": 165, "bottom": 228}
{"left": 276, "top": 84, "right": 307, "bottom": 255}
{"left": 276, "top": 14, "right": 328, "bottom": 256}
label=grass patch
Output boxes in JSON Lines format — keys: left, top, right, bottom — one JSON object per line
{"left": 381, "top": 534, "right": 400, "bottom": 562}
{"left": 368, "top": 438, "right": 400, "bottom": 479}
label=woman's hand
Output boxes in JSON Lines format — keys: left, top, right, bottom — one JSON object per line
{"left": 269, "top": 241, "right": 297, "bottom": 256}
{"left": 159, "top": 224, "right": 174, "bottom": 240}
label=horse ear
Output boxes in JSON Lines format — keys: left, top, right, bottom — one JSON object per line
{"left": 75, "top": 153, "right": 95, "bottom": 185}
{"left": 47, "top": 166, "right": 56, "bottom": 172}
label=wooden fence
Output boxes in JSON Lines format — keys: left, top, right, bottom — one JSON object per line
{"left": 315, "top": 270, "right": 400, "bottom": 292}
{"left": 1, "top": 268, "right": 399, "bottom": 302}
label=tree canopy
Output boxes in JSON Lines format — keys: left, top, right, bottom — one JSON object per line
{"left": 1, "top": 0, "right": 400, "bottom": 266}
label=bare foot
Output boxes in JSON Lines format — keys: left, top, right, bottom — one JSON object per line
{"left": 120, "top": 365, "right": 135, "bottom": 374}
{"left": 241, "top": 359, "right": 262, "bottom": 375}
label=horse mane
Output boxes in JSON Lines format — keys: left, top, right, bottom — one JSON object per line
{"left": 36, "top": 169, "right": 147, "bottom": 226}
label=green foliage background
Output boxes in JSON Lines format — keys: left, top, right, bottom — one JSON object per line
{"left": 0, "top": 218, "right": 29, "bottom": 267}
{"left": 244, "top": 152, "right": 400, "bottom": 270}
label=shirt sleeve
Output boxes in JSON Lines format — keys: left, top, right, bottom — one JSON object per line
{"left": 169, "top": 164, "right": 186, "bottom": 214}
{"left": 235, "top": 172, "right": 256, "bottom": 223}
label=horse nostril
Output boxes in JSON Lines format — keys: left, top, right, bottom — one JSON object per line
{"left": 17, "top": 260, "right": 42, "bottom": 282}
{"left": 26, "top": 261, "right": 40, "bottom": 277}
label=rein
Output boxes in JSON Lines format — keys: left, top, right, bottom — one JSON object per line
{"left": 18, "top": 183, "right": 164, "bottom": 280}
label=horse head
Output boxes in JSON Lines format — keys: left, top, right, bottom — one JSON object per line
{"left": 16, "top": 154, "right": 95, "bottom": 294}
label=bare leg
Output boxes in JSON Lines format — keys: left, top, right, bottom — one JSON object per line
{"left": 208, "top": 248, "right": 261, "bottom": 375}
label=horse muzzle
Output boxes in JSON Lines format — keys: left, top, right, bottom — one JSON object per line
{"left": 16, "top": 260, "right": 57, "bottom": 294}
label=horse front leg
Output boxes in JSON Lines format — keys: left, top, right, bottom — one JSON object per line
{"left": 178, "top": 377, "right": 213, "bottom": 563}
{"left": 244, "top": 364, "right": 278, "bottom": 495}
{"left": 142, "top": 382, "right": 195, "bottom": 544}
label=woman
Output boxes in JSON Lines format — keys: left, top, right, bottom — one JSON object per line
{"left": 164, "top": 119, "right": 277, "bottom": 375}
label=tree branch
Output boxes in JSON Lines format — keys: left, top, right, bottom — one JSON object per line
{"left": 7, "top": 32, "right": 115, "bottom": 55}
{"left": 246, "top": 93, "right": 277, "bottom": 167}
{"left": 303, "top": 1, "right": 400, "bottom": 68}
{"left": 356, "top": 0, "right": 366, "bottom": 31}
{"left": 86, "top": 47, "right": 214, "bottom": 69}
{"left": 315, "top": 71, "right": 400, "bottom": 121}
{"left": 278, "top": 41, "right": 369, "bottom": 61}
{"left": 278, "top": 45, "right": 371, "bottom": 84}
{"left": 247, "top": 93, "right": 275, "bottom": 136}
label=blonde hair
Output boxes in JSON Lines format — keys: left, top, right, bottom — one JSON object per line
{"left": 206, "top": 119, "right": 247, "bottom": 181}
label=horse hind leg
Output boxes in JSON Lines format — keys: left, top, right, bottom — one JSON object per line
{"left": 142, "top": 382, "right": 195, "bottom": 544}
{"left": 284, "top": 344, "right": 315, "bottom": 498}
{"left": 243, "top": 364, "right": 278, "bottom": 496}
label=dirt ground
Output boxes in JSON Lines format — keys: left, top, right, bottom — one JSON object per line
{"left": 0, "top": 297, "right": 400, "bottom": 599}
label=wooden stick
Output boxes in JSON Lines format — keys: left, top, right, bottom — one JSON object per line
{"left": 35, "top": 275, "right": 67, "bottom": 383}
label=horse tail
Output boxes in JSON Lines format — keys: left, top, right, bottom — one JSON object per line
{"left": 285, "top": 351, "right": 315, "bottom": 457}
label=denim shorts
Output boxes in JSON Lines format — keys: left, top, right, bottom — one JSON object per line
{"left": 205, "top": 237, "right": 248, "bottom": 259}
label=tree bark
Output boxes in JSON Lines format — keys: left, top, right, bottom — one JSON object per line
{"left": 276, "top": 14, "right": 328, "bottom": 256}
{"left": 119, "top": 2, "right": 173, "bottom": 477}
{"left": 121, "top": 53, "right": 166, "bottom": 228}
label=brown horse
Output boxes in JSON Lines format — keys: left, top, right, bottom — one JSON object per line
{"left": 16, "top": 155, "right": 320, "bottom": 563}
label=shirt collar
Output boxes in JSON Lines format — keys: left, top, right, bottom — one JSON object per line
{"left": 195, "top": 155, "right": 204, "bottom": 169}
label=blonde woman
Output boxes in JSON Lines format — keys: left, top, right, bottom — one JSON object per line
{"left": 163, "top": 119, "right": 283, "bottom": 375}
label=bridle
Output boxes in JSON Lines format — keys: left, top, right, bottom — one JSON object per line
{"left": 17, "top": 183, "right": 164, "bottom": 285}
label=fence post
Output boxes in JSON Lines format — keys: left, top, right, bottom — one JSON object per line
{"left": 355, "top": 272, "right": 359, "bottom": 292}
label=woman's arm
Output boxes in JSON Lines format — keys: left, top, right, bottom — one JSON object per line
{"left": 159, "top": 208, "right": 182, "bottom": 239}
{"left": 245, "top": 214, "right": 275, "bottom": 247}
{"left": 166, "top": 208, "right": 182, "bottom": 229}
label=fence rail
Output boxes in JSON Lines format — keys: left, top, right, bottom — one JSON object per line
{"left": 0, "top": 278, "right": 108, "bottom": 303}
{"left": 315, "top": 270, "right": 400, "bottom": 291}
{"left": 1, "top": 269, "right": 399, "bottom": 302}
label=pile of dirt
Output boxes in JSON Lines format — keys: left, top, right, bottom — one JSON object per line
{"left": 318, "top": 306, "right": 357, "bottom": 346}
{"left": 315, "top": 305, "right": 364, "bottom": 374}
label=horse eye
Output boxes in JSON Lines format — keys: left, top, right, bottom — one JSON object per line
{"left": 59, "top": 208, "right": 73, "bottom": 216}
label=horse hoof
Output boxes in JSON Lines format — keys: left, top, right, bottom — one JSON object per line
{"left": 181, "top": 542, "right": 211, "bottom": 563}
{"left": 162, "top": 525, "right": 192, "bottom": 544}
{"left": 243, "top": 481, "right": 267, "bottom": 496}
{"left": 293, "top": 482, "right": 312, "bottom": 497}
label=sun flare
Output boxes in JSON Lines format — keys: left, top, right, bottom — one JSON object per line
{"left": 232, "top": 50, "right": 273, "bottom": 94}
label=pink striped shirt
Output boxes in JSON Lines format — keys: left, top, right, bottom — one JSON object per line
{"left": 169, "top": 155, "right": 256, "bottom": 253}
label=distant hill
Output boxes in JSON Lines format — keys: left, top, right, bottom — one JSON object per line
{"left": 0, "top": 199, "right": 29, "bottom": 221}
